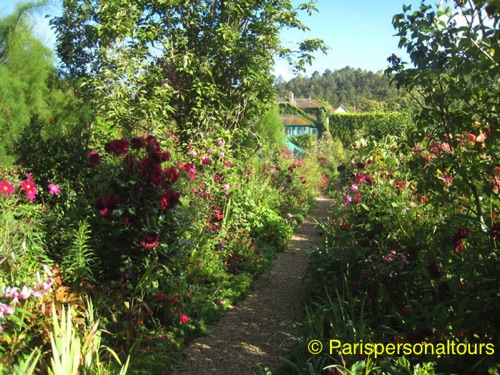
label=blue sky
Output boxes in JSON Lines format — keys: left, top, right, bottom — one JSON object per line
{"left": 2, "top": 0, "right": 423, "bottom": 80}
{"left": 275, "top": 0, "right": 423, "bottom": 79}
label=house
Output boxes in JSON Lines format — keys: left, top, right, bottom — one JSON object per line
{"left": 277, "top": 92, "right": 329, "bottom": 139}
{"left": 281, "top": 114, "right": 318, "bottom": 137}
{"left": 333, "top": 104, "right": 348, "bottom": 113}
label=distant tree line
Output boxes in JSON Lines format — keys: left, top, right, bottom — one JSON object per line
{"left": 275, "top": 66, "right": 414, "bottom": 112}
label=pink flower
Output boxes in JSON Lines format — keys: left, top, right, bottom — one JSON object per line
{"left": 215, "top": 140, "right": 223, "bottom": 147}
{"left": 222, "top": 184, "right": 230, "bottom": 191}
{"left": 223, "top": 161, "right": 231, "bottom": 168}
{"left": 16, "top": 285, "right": 32, "bottom": 300}
{"left": 0, "top": 180, "right": 14, "bottom": 195}
{"left": 2, "top": 286, "right": 18, "bottom": 298}
{"left": 350, "top": 184, "right": 358, "bottom": 192}
{"left": 343, "top": 194, "right": 352, "bottom": 205}
{"left": 441, "top": 177, "right": 453, "bottom": 185}
{"left": 48, "top": 184, "right": 61, "bottom": 195}
{"left": 0, "top": 302, "right": 15, "bottom": 316}
{"left": 39, "top": 278, "right": 54, "bottom": 292}
{"left": 26, "top": 189, "right": 38, "bottom": 202}
{"left": 218, "top": 299, "right": 224, "bottom": 306}
{"left": 180, "top": 314, "right": 189, "bottom": 324}
{"left": 219, "top": 152, "right": 225, "bottom": 158}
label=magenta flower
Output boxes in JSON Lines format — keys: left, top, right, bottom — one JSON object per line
{"left": 223, "top": 161, "right": 231, "bottom": 168}
{"left": 48, "top": 184, "right": 61, "bottom": 195}
{"left": 20, "top": 180, "right": 36, "bottom": 193}
{"left": 201, "top": 156, "right": 211, "bottom": 165}
{"left": 353, "top": 193, "right": 362, "bottom": 203}
{"left": 0, "top": 180, "right": 14, "bottom": 195}
{"left": 215, "top": 140, "right": 223, "bottom": 147}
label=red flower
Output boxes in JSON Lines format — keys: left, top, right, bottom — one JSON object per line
{"left": 165, "top": 166, "right": 180, "bottom": 183}
{"left": 0, "top": 180, "right": 14, "bottom": 195}
{"left": 180, "top": 314, "right": 189, "bottom": 324}
{"left": 491, "top": 221, "right": 500, "bottom": 242}
{"left": 451, "top": 228, "right": 469, "bottom": 252}
{"left": 97, "top": 194, "right": 121, "bottom": 219}
{"left": 178, "top": 162, "right": 197, "bottom": 180}
{"left": 160, "top": 189, "right": 180, "bottom": 209}
{"left": 131, "top": 136, "right": 147, "bottom": 149}
{"left": 138, "top": 232, "right": 160, "bottom": 249}
{"left": 87, "top": 151, "right": 101, "bottom": 167}
{"left": 140, "top": 157, "right": 164, "bottom": 187}
{"left": 353, "top": 192, "right": 362, "bottom": 203}
{"left": 105, "top": 138, "right": 129, "bottom": 156}
{"left": 159, "top": 151, "right": 171, "bottom": 162}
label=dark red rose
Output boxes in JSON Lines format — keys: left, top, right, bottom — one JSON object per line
{"left": 87, "top": 151, "right": 101, "bottom": 167}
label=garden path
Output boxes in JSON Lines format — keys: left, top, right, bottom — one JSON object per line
{"left": 174, "top": 195, "right": 332, "bottom": 374}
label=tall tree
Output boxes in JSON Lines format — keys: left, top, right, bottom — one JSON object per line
{"left": 387, "top": 0, "right": 499, "bottom": 226}
{"left": 51, "top": 0, "right": 327, "bottom": 143}
{"left": 0, "top": 1, "right": 54, "bottom": 163}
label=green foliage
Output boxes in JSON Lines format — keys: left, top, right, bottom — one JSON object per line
{"left": 51, "top": 0, "right": 327, "bottom": 142}
{"left": 304, "top": 136, "right": 499, "bottom": 373}
{"left": 61, "top": 220, "right": 96, "bottom": 285}
{"left": 0, "top": 1, "right": 54, "bottom": 164}
{"left": 275, "top": 67, "right": 414, "bottom": 112}
{"left": 288, "top": 133, "right": 316, "bottom": 151}
{"left": 244, "top": 104, "right": 287, "bottom": 154}
{"left": 387, "top": 0, "right": 499, "bottom": 229}
{"left": 329, "top": 112, "right": 414, "bottom": 147}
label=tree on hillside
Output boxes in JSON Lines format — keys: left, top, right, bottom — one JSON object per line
{"left": 275, "top": 66, "right": 413, "bottom": 111}
{"left": 0, "top": 1, "right": 54, "bottom": 163}
{"left": 51, "top": 0, "right": 327, "bottom": 143}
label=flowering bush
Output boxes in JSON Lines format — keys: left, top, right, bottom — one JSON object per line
{"left": 304, "top": 135, "right": 499, "bottom": 373}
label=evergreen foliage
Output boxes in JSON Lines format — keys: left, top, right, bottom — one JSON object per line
{"left": 243, "top": 103, "right": 287, "bottom": 154}
{"left": 0, "top": 1, "right": 54, "bottom": 164}
{"left": 329, "top": 111, "right": 414, "bottom": 146}
{"left": 275, "top": 66, "right": 414, "bottom": 112}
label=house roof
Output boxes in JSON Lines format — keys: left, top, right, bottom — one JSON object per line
{"left": 293, "top": 98, "right": 325, "bottom": 109}
{"left": 280, "top": 114, "right": 315, "bottom": 127}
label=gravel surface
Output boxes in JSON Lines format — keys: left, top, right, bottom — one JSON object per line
{"left": 173, "top": 196, "right": 332, "bottom": 375}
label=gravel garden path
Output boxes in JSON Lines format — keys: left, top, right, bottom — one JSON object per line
{"left": 174, "top": 195, "right": 332, "bottom": 374}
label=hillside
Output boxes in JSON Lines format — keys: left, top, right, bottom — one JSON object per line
{"left": 275, "top": 66, "right": 413, "bottom": 112}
